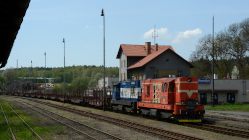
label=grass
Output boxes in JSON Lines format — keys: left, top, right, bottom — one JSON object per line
{"left": 205, "top": 103, "right": 249, "bottom": 111}
{"left": 0, "top": 100, "right": 64, "bottom": 140}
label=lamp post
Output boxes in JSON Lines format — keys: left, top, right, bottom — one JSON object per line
{"left": 21, "top": 78, "right": 22, "bottom": 94}
{"left": 31, "top": 60, "right": 33, "bottom": 92}
{"left": 44, "top": 52, "right": 46, "bottom": 96}
{"left": 101, "top": 8, "right": 105, "bottom": 111}
{"left": 63, "top": 38, "right": 65, "bottom": 103}
{"left": 212, "top": 16, "right": 214, "bottom": 107}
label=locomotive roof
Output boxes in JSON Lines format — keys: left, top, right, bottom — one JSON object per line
{"left": 143, "top": 77, "right": 176, "bottom": 83}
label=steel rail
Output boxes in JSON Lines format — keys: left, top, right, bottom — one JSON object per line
{"left": 182, "top": 123, "right": 249, "bottom": 139}
{"left": 18, "top": 100, "right": 122, "bottom": 140}
{"left": 12, "top": 96, "right": 249, "bottom": 139}
{"left": 0, "top": 103, "right": 16, "bottom": 140}
{"left": 7, "top": 104, "right": 43, "bottom": 140}
{"left": 15, "top": 100, "right": 99, "bottom": 140}
{"left": 23, "top": 98, "right": 202, "bottom": 140}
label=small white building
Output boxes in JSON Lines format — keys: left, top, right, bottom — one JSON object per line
{"left": 98, "top": 77, "right": 119, "bottom": 89}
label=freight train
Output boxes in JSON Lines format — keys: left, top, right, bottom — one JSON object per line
{"left": 7, "top": 77, "right": 205, "bottom": 122}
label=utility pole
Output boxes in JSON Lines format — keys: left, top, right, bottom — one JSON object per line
{"left": 21, "top": 77, "right": 22, "bottom": 94}
{"left": 101, "top": 8, "right": 106, "bottom": 111}
{"left": 44, "top": 52, "right": 46, "bottom": 95}
{"left": 212, "top": 15, "right": 214, "bottom": 107}
{"left": 63, "top": 38, "right": 65, "bottom": 103}
{"left": 31, "top": 60, "right": 33, "bottom": 92}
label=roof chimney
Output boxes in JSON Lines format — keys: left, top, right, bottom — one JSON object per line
{"left": 155, "top": 43, "right": 158, "bottom": 51}
{"left": 145, "top": 42, "right": 151, "bottom": 55}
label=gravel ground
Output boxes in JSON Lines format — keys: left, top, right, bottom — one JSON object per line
{"left": 2, "top": 95, "right": 249, "bottom": 140}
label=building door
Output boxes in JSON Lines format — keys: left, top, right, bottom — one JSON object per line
{"left": 227, "top": 93, "right": 235, "bottom": 104}
{"left": 213, "top": 93, "right": 218, "bottom": 105}
{"left": 200, "top": 93, "right": 207, "bottom": 105}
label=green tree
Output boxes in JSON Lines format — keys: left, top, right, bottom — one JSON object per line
{"left": 52, "top": 85, "right": 61, "bottom": 94}
{"left": 0, "top": 76, "right": 6, "bottom": 91}
{"left": 2, "top": 67, "right": 17, "bottom": 82}
{"left": 88, "top": 79, "right": 97, "bottom": 87}
{"left": 59, "top": 82, "right": 69, "bottom": 90}
{"left": 72, "top": 77, "right": 90, "bottom": 90}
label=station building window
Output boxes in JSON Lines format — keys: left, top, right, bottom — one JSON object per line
{"left": 122, "top": 60, "right": 126, "bottom": 67}
{"left": 177, "top": 71, "right": 182, "bottom": 77}
{"left": 154, "top": 70, "right": 158, "bottom": 78}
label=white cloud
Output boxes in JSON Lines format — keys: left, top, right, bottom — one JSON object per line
{"left": 142, "top": 28, "right": 171, "bottom": 39}
{"left": 85, "top": 25, "right": 89, "bottom": 28}
{"left": 172, "top": 28, "right": 202, "bottom": 44}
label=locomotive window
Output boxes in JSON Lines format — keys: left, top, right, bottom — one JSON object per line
{"left": 146, "top": 86, "right": 149, "bottom": 94}
{"left": 162, "top": 84, "right": 164, "bottom": 92}
{"left": 131, "top": 87, "right": 135, "bottom": 96}
{"left": 116, "top": 87, "right": 120, "bottom": 92}
{"left": 169, "top": 83, "right": 174, "bottom": 92}
{"left": 153, "top": 85, "right": 155, "bottom": 93}
{"left": 163, "top": 84, "right": 168, "bottom": 92}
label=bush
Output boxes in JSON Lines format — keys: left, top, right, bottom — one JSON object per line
{"left": 234, "top": 102, "right": 244, "bottom": 105}
{"left": 221, "top": 102, "right": 231, "bottom": 105}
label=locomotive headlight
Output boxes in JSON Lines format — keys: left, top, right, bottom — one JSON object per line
{"left": 196, "top": 99, "right": 198, "bottom": 105}
{"left": 181, "top": 99, "right": 184, "bottom": 105}
{"left": 188, "top": 78, "right": 192, "bottom": 82}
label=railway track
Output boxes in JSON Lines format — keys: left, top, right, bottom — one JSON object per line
{"left": 0, "top": 103, "right": 16, "bottom": 140}
{"left": 6, "top": 96, "right": 249, "bottom": 139}
{"left": 16, "top": 99, "right": 122, "bottom": 140}
{"left": 19, "top": 97, "right": 202, "bottom": 140}
{"left": 0, "top": 102, "right": 42, "bottom": 140}
{"left": 182, "top": 123, "right": 249, "bottom": 139}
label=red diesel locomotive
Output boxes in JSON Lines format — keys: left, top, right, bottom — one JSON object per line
{"left": 138, "top": 77, "right": 205, "bottom": 122}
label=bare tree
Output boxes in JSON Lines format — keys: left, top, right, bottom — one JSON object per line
{"left": 190, "top": 18, "right": 249, "bottom": 79}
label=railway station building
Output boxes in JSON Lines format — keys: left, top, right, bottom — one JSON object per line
{"left": 198, "top": 79, "right": 249, "bottom": 105}
{"left": 116, "top": 42, "right": 194, "bottom": 82}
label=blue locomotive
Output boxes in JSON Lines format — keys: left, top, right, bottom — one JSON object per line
{"left": 111, "top": 80, "right": 142, "bottom": 112}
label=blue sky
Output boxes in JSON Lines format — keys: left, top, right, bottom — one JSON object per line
{"left": 3, "top": 0, "right": 249, "bottom": 69}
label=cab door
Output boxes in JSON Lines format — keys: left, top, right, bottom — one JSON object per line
{"left": 168, "top": 82, "right": 175, "bottom": 104}
{"left": 153, "top": 84, "right": 161, "bottom": 104}
{"left": 161, "top": 83, "right": 168, "bottom": 104}
{"left": 143, "top": 84, "right": 150, "bottom": 102}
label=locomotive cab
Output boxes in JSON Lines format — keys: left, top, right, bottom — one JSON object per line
{"left": 172, "top": 77, "right": 205, "bottom": 122}
{"left": 138, "top": 77, "right": 205, "bottom": 122}
{"left": 112, "top": 83, "right": 120, "bottom": 100}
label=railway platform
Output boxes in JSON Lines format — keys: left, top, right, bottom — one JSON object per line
{"left": 204, "top": 110, "right": 249, "bottom": 130}
{"left": 205, "top": 110, "right": 249, "bottom": 122}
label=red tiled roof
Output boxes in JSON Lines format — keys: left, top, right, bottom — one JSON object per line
{"left": 116, "top": 44, "right": 174, "bottom": 59}
{"left": 127, "top": 49, "right": 194, "bottom": 69}
{"left": 127, "top": 48, "right": 168, "bottom": 69}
